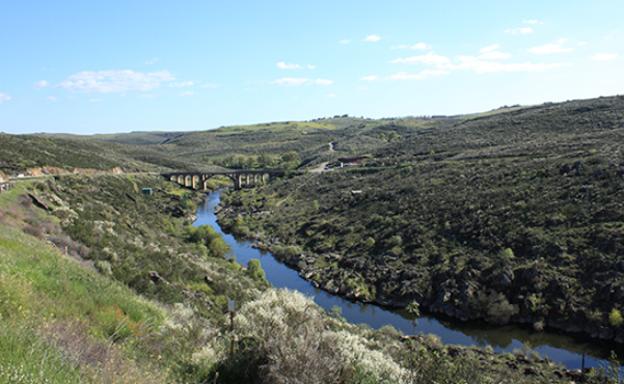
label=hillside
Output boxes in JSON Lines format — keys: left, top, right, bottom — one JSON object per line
{"left": 0, "top": 175, "right": 592, "bottom": 383}
{"left": 217, "top": 95, "right": 624, "bottom": 343}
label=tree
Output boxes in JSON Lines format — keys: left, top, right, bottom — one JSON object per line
{"left": 246, "top": 259, "right": 267, "bottom": 283}
{"left": 188, "top": 225, "right": 230, "bottom": 258}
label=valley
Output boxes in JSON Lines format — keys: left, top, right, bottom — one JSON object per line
{"left": 1, "top": 95, "right": 623, "bottom": 383}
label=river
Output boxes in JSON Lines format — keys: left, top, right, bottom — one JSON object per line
{"left": 193, "top": 190, "right": 623, "bottom": 370}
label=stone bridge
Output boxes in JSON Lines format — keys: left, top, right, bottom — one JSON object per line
{"left": 163, "top": 169, "right": 285, "bottom": 190}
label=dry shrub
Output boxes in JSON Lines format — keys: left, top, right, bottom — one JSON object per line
{"left": 23, "top": 223, "right": 45, "bottom": 239}
{"left": 40, "top": 320, "right": 164, "bottom": 384}
{"left": 49, "top": 235, "right": 91, "bottom": 259}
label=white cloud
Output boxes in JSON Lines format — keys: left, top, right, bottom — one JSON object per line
{"left": 529, "top": 39, "right": 573, "bottom": 55}
{"left": 272, "top": 77, "right": 333, "bottom": 86}
{"left": 59, "top": 69, "right": 175, "bottom": 93}
{"left": 314, "top": 78, "right": 334, "bottom": 86}
{"left": 523, "top": 19, "right": 543, "bottom": 25}
{"left": 145, "top": 57, "right": 159, "bottom": 65}
{"left": 591, "top": 53, "right": 618, "bottom": 62}
{"left": 171, "top": 80, "right": 194, "bottom": 88}
{"left": 327, "top": 92, "right": 337, "bottom": 98}
{"left": 34, "top": 80, "right": 49, "bottom": 89}
{"left": 180, "top": 91, "right": 195, "bottom": 97}
{"left": 276, "top": 61, "right": 316, "bottom": 70}
{"left": 480, "top": 44, "right": 500, "bottom": 53}
{"left": 389, "top": 69, "right": 449, "bottom": 81}
{"left": 505, "top": 27, "right": 534, "bottom": 35}
{"left": 0, "top": 92, "right": 11, "bottom": 103}
{"left": 478, "top": 45, "right": 512, "bottom": 61}
{"left": 390, "top": 45, "right": 563, "bottom": 78}
{"left": 363, "top": 34, "right": 382, "bottom": 43}
{"left": 277, "top": 61, "right": 302, "bottom": 70}
{"left": 391, "top": 52, "right": 453, "bottom": 66}
{"left": 47, "top": 96, "right": 58, "bottom": 102}
{"left": 456, "top": 56, "right": 562, "bottom": 74}
{"left": 392, "top": 42, "right": 431, "bottom": 50}
{"left": 360, "top": 75, "right": 379, "bottom": 81}
{"left": 339, "top": 39, "right": 351, "bottom": 45}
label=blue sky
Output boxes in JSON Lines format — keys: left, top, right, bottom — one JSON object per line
{"left": 0, "top": 1, "right": 622, "bottom": 134}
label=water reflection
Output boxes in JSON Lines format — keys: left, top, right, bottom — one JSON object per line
{"left": 194, "top": 190, "right": 623, "bottom": 370}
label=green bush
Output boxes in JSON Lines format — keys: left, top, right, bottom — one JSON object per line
{"left": 246, "top": 259, "right": 267, "bottom": 283}
{"left": 609, "top": 308, "right": 623, "bottom": 327}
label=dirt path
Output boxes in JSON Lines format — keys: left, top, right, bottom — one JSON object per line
{"left": 309, "top": 161, "right": 329, "bottom": 173}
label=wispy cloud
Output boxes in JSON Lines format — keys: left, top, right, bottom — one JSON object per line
{"left": 591, "top": 53, "right": 618, "bottom": 62}
{"left": 456, "top": 57, "right": 562, "bottom": 74}
{"left": 523, "top": 19, "right": 544, "bottom": 25}
{"left": 391, "top": 52, "right": 452, "bottom": 66}
{"left": 505, "top": 26, "right": 534, "bottom": 35}
{"left": 338, "top": 39, "right": 351, "bottom": 45}
{"left": 392, "top": 42, "right": 431, "bottom": 51}
{"left": 0, "top": 92, "right": 11, "bottom": 103}
{"left": 272, "top": 77, "right": 333, "bottom": 86}
{"left": 478, "top": 44, "right": 511, "bottom": 60}
{"left": 179, "top": 91, "right": 195, "bottom": 97}
{"left": 276, "top": 61, "right": 316, "bottom": 70}
{"left": 388, "top": 69, "right": 449, "bottom": 81}
{"left": 529, "top": 39, "right": 573, "bottom": 55}
{"left": 171, "top": 80, "right": 194, "bottom": 88}
{"left": 363, "top": 34, "right": 382, "bottom": 43}
{"left": 389, "top": 45, "right": 563, "bottom": 79}
{"left": 47, "top": 96, "right": 58, "bottom": 102}
{"left": 34, "top": 80, "right": 49, "bottom": 89}
{"left": 145, "top": 57, "right": 159, "bottom": 65}
{"left": 277, "top": 61, "right": 302, "bottom": 70}
{"left": 59, "top": 69, "right": 175, "bottom": 93}
{"left": 360, "top": 75, "right": 379, "bottom": 81}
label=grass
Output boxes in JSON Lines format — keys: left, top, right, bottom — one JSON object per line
{"left": 0, "top": 187, "right": 168, "bottom": 382}
{"left": 0, "top": 325, "right": 83, "bottom": 384}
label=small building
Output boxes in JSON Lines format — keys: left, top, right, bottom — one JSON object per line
{"left": 141, "top": 188, "right": 153, "bottom": 196}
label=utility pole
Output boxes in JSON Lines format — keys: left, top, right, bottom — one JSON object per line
{"left": 228, "top": 299, "right": 236, "bottom": 358}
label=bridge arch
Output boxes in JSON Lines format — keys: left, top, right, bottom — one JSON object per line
{"left": 165, "top": 170, "right": 283, "bottom": 190}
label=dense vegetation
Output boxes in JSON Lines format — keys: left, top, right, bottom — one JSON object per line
{"left": 2, "top": 95, "right": 624, "bottom": 382}
{"left": 1, "top": 175, "right": 613, "bottom": 383}
{"left": 218, "top": 96, "right": 624, "bottom": 344}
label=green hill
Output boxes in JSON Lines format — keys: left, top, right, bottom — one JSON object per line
{"left": 217, "top": 95, "right": 624, "bottom": 342}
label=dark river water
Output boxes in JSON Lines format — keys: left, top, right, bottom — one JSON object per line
{"left": 194, "top": 190, "right": 622, "bottom": 370}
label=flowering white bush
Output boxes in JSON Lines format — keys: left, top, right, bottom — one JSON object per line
{"left": 191, "top": 345, "right": 219, "bottom": 366}
{"left": 325, "top": 330, "right": 407, "bottom": 383}
{"left": 163, "top": 303, "right": 195, "bottom": 331}
{"left": 234, "top": 289, "right": 406, "bottom": 384}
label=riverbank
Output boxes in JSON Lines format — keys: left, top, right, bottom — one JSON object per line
{"left": 213, "top": 189, "right": 624, "bottom": 370}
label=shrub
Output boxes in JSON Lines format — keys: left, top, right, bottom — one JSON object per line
{"left": 609, "top": 308, "right": 623, "bottom": 327}
{"left": 232, "top": 289, "right": 407, "bottom": 384}
{"left": 188, "top": 225, "right": 230, "bottom": 258}
{"left": 246, "top": 259, "right": 267, "bottom": 283}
